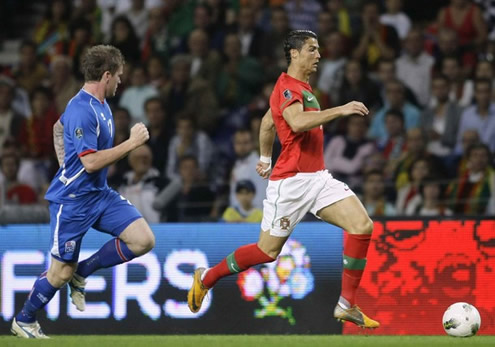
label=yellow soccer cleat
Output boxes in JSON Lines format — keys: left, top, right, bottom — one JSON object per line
{"left": 187, "top": 267, "right": 209, "bottom": 313}
{"left": 334, "top": 304, "right": 380, "bottom": 329}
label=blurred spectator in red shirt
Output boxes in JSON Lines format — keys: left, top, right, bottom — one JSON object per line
{"left": 0, "top": 152, "right": 37, "bottom": 205}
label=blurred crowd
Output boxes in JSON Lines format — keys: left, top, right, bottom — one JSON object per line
{"left": 0, "top": 0, "right": 494, "bottom": 224}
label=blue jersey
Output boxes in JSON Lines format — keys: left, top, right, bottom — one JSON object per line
{"left": 45, "top": 89, "right": 114, "bottom": 203}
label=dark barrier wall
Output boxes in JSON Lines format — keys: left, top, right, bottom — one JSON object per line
{"left": 1, "top": 220, "right": 494, "bottom": 335}
{"left": 0, "top": 223, "right": 343, "bottom": 334}
{"left": 344, "top": 219, "right": 495, "bottom": 335}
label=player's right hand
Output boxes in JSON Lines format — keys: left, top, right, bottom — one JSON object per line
{"left": 256, "top": 160, "right": 271, "bottom": 179}
{"left": 129, "top": 123, "right": 150, "bottom": 148}
{"left": 340, "top": 101, "right": 369, "bottom": 117}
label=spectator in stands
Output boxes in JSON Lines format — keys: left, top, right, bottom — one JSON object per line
{"left": 406, "top": 175, "right": 453, "bottom": 216}
{"left": 118, "top": 65, "right": 159, "bottom": 123}
{"left": 380, "top": 109, "right": 407, "bottom": 159}
{"left": 161, "top": 54, "right": 219, "bottom": 134}
{"left": 352, "top": 1, "right": 400, "bottom": 71}
{"left": 192, "top": 3, "right": 225, "bottom": 51}
{"left": 325, "top": 0, "right": 353, "bottom": 37}
{"left": 441, "top": 55, "right": 474, "bottom": 107}
{"left": 222, "top": 179, "right": 263, "bottom": 222}
{"left": 153, "top": 155, "right": 216, "bottom": 222}
{"left": 369, "top": 79, "right": 421, "bottom": 144}
{"left": 324, "top": 115, "right": 375, "bottom": 189}
{"left": 188, "top": 29, "right": 222, "bottom": 87}
{"left": 118, "top": 145, "right": 166, "bottom": 224}
{"left": 396, "top": 28, "right": 435, "bottom": 107}
{"left": 166, "top": 113, "right": 214, "bottom": 181}
{"left": 72, "top": 0, "right": 103, "bottom": 42}
{"left": 229, "top": 6, "right": 264, "bottom": 58}
{"left": 64, "top": 18, "right": 93, "bottom": 81}
{"left": 250, "top": 0, "right": 272, "bottom": 32}
{"left": 462, "top": 60, "right": 495, "bottom": 98}
{"left": 437, "top": 0, "right": 487, "bottom": 50}
{"left": 144, "top": 97, "right": 171, "bottom": 173}
{"left": 450, "top": 128, "right": 481, "bottom": 175}
{"left": 0, "top": 152, "right": 37, "bottom": 205}
{"left": 12, "top": 40, "right": 48, "bottom": 94}
{"left": 317, "top": 32, "right": 347, "bottom": 105}
{"left": 447, "top": 143, "right": 495, "bottom": 214}
{"left": 216, "top": 33, "right": 264, "bottom": 109}
{"left": 107, "top": 107, "right": 132, "bottom": 189}
{"left": 260, "top": 7, "right": 290, "bottom": 79}
{"left": 284, "top": 0, "right": 322, "bottom": 33}
{"left": 48, "top": 55, "right": 81, "bottom": 115}
{"left": 420, "top": 74, "right": 462, "bottom": 157}
{"left": 374, "top": 58, "right": 419, "bottom": 108}
{"left": 317, "top": 11, "right": 337, "bottom": 38}
{"left": 121, "top": 0, "right": 149, "bottom": 41}
{"left": 141, "top": 7, "right": 170, "bottom": 62}
{"left": 380, "top": 0, "right": 412, "bottom": 39}
{"left": 456, "top": 78, "right": 495, "bottom": 152}
{"left": 146, "top": 55, "right": 167, "bottom": 90}
{"left": 337, "top": 60, "right": 381, "bottom": 112}
{"left": 0, "top": 79, "right": 23, "bottom": 153}
{"left": 34, "top": 0, "right": 71, "bottom": 62}
{"left": 432, "top": 27, "right": 476, "bottom": 79}
{"left": 394, "top": 128, "right": 442, "bottom": 189}
{"left": 361, "top": 169, "right": 396, "bottom": 216}
{"left": 396, "top": 157, "right": 432, "bottom": 214}
{"left": 109, "top": 15, "right": 141, "bottom": 64}
{"left": 230, "top": 128, "right": 268, "bottom": 210}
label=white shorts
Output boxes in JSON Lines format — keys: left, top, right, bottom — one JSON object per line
{"left": 261, "top": 170, "right": 355, "bottom": 237}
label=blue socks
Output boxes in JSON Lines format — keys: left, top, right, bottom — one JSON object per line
{"left": 16, "top": 272, "right": 58, "bottom": 323}
{"left": 76, "top": 238, "right": 136, "bottom": 278}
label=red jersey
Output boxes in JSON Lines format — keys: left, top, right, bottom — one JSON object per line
{"left": 269, "top": 73, "right": 324, "bottom": 180}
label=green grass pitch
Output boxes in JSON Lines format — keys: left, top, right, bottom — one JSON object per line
{"left": 1, "top": 335, "right": 495, "bottom": 347}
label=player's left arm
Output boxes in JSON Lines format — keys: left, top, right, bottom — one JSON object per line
{"left": 53, "top": 119, "right": 65, "bottom": 167}
{"left": 256, "top": 109, "right": 275, "bottom": 179}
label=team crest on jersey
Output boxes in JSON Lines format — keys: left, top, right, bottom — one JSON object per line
{"left": 75, "top": 127, "right": 83, "bottom": 139}
{"left": 280, "top": 217, "right": 291, "bottom": 230}
{"left": 65, "top": 241, "right": 76, "bottom": 254}
{"left": 283, "top": 89, "right": 292, "bottom": 100}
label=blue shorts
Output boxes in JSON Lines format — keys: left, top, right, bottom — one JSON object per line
{"left": 49, "top": 189, "right": 142, "bottom": 263}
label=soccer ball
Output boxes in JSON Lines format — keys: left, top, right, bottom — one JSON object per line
{"left": 442, "top": 302, "right": 481, "bottom": 337}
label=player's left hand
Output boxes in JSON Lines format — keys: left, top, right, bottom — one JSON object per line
{"left": 256, "top": 160, "right": 271, "bottom": 179}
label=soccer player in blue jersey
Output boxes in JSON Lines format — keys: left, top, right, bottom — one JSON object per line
{"left": 11, "top": 45, "right": 155, "bottom": 339}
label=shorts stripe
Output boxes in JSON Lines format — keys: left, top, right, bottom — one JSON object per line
{"left": 271, "top": 179, "right": 285, "bottom": 228}
{"left": 115, "top": 239, "right": 127, "bottom": 261}
{"left": 50, "top": 204, "right": 64, "bottom": 257}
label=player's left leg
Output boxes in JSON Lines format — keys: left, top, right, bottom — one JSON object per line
{"left": 317, "top": 195, "right": 379, "bottom": 328}
{"left": 71, "top": 191, "right": 155, "bottom": 311}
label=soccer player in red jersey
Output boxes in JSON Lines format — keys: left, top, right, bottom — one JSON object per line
{"left": 188, "top": 30, "right": 379, "bottom": 329}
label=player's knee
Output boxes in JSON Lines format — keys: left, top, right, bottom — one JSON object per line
{"left": 136, "top": 231, "right": 155, "bottom": 255}
{"left": 48, "top": 265, "right": 75, "bottom": 286}
{"left": 352, "top": 217, "right": 374, "bottom": 235}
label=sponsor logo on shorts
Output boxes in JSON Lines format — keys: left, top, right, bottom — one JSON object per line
{"left": 280, "top": 217, "right": 291, "bottom": 231}
{"left": 65, "top": 240, "right": 76, "bottom": 254}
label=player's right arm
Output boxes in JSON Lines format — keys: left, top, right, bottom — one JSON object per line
{"left": 283, "top": 101, "right": 369, "bottom": 133}
{"left": 256, "top": 109, "right": 275, "bottom": 179}
{"left": 53, "top": 119, "right": 65, "bottom": 167}
{"left": 80, "top": 123, "right": 149, "bottom": 173}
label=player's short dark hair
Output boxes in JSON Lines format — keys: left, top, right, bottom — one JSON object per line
{"left": 283, "top": 30, "right": 317, "bottom": 65}
{"left": 81, "top": 45, "right": 125, "bottom": 82}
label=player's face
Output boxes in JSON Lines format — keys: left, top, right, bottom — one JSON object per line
{"left": 106, "top": 65, "right": 124, "bottom": 97}
{"left": 296, "top": 38, "right": 320, "bottom": 74}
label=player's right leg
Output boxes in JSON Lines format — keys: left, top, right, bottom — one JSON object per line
{"left": 12, "top": 258, "right": 76, "bottom": 338}
{"left": 188, "top": 229, "right": 287, "bottom": 313}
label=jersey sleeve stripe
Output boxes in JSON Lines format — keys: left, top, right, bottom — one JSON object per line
{"left": 78, "top": 149, "right": 96, "bottom": 157}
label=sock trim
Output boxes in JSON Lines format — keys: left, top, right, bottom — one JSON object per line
{"left": 115, "top": 239, "right": 128, "bottom": 262}
{"left": 226, "top": 252, "right": 241, "bottom": 273}
{"left": 343, "top": 255, "right": 367, "bottom": 270}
